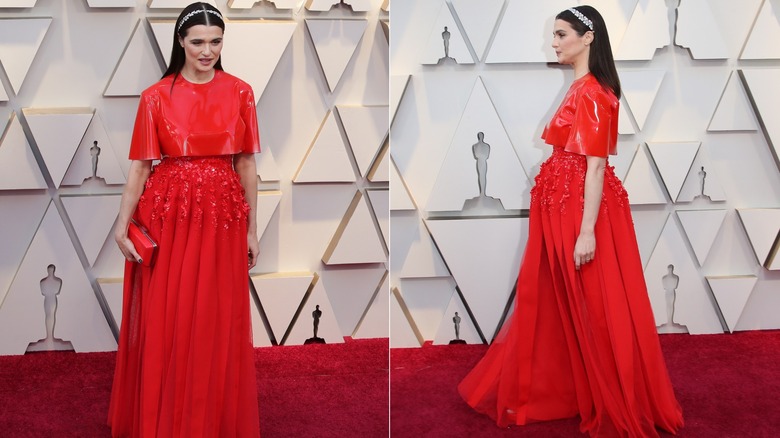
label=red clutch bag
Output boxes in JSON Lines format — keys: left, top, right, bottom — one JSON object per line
{"left": 128, "top": 219, "right": 157, "bottom": 267}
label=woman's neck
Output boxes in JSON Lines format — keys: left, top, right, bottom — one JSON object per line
{"left": 573, "top": 62, "right": 589, "bottom": 80}
{"left": 180, "top": 67, "right": 215, "bottom": 84}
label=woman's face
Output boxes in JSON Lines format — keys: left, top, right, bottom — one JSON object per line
{"left": 551, "top": 19, "right": 591, "bottom": 66}
{"left": 178, "top": 24, "right": 223, "bottom": 76}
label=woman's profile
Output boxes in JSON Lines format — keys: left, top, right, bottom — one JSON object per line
{"left": 108, "top": 2, "right": 262, "bottom": 436}
{"left": 458, "top": 6, "right": 684, "bottom": 437}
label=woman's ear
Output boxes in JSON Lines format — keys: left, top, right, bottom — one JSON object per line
{"left": 584, "top": 30, "right": 594, "bottom": 46}
{"left": 178, "top": 35, "right": 184, "bottom": 48}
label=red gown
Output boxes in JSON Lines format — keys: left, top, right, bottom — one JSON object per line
{"left": 108, "top": 70, "right": 261, "bottom": 438}
{"left": 458, "top": 74, "right": 684, "bottom": 437}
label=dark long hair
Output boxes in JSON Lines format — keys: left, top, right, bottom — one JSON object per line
{"left": 556, "top": 5, "right": 621, "bottom": 99}
{"left": 163, "top": 2, "right": 225, "bottom": 83}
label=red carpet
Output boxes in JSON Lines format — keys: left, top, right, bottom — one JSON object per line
{"left": 0, "top": 338, "right": 388, "bottom": 437}
{"left": 391, "top": 331, "right": 780, "bottom": 437}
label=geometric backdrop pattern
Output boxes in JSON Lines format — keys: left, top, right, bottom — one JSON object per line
{"left": 0, "top": 0, "right": 389, "bottom": 355}
{"left": 390, "top": 0, "right": 780, "bottom": 347}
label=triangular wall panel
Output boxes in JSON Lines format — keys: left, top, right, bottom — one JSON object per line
{"left": 623, "top": 144, "right": 668, "bottom": 205}
{"left": 618, "top": 103, "right": 637, "bottom": 135}
{"left": 390, "top": 287, "right": 423, "bottom": 348}
{"left": 148, "top": 20, "right": 173, "bottom": 65}
{"left": 337, "top": 105, "right": 389, "bottom": 178}
{"left": 706, "top": 276, "right": 758, "bottom": 333}
{"left": 620, "top": 70, "right": 665, "bottom": 131}
{"left": 390, "top": 74, "right": 410, "bottom": 125}
{"left": 353, "top": 273, "right": 389, "bottom": 339}
{"left": 0, "top": 112, "right": 47, "bottom": 190}
{"left": 740, "top": 0, "right": 780, "bottom": 59}
{"left": 427, "top": 77, "right": 530, "bottom": 212}
{"left": 97, "top": 278, "right": 123, "bottom": 329}
{"left": 0, "top": 18, "right": 51, "bottom": 94}
{"left": 256, "top": 146, "right": 282, "bottom": 182}
{"left": 611, "top": 141, "right": 639, "bottom": 182}
{"left": 737, "top": 208, "right": 780, "bottom": 267}
{"left": 256, "top": 191, "right": 282, "bottom": 243}
{"left": 615, "top": 0, "right": 669, "bottom": 60}
{"left": 399, "top": 217, "right": 449, "bottom": 279}
{"left": 322, "top": 191, "right": 386, "bottom": 265}
{"left": 0, "top": 203, "right": 117, "bottom": 354}
{"left": 366, "top": 189, "right": 389, "bottom": 248}
{"left": 61, "top": 113, "right": 127, "bottom": 186}
{"left": 306, "top": 0, "right": 371, "bottom": 11}
{"left": 644, "top": 214, "right": 724, "bottom": 334}
{"left": 675, "top": 0, "right": 729, "bottom": 59}
{"left": 61, "top": 195, "right": 121, "bottom": 267}
{"left": 450, "top": 0, "right": 504, "bottom": 61}
{"left": 0, "top": 193, "right": 49, "bottom": 302}
{"left": 222, "top": 21, "right": 297, "bottom": 101}
{"left": 632, "top": 210, "right": 670, "bottom": 268}
{"left": 741, "top": 69, "right": 780, "bottom": 169}
{"left": 284, "top": 275, "right": 345, "bottom": 345}
{"left": 676, "top": 147, "right": 727, "bottom": 202}
{"left": 294, "top": 111, "right": 355, "bottom": 183}
{"left": 769, "top": 248, "right": 780, "bottom": 271}
{"left": 708, "top": 70, "right": 759, "bottom": 131}
{"left": 321, "top": 266, "right": 385, "bottom": 337}
{"left": 433, "top": 290, "right": 482, "bottom": 345}
{"left": 587, "top": 0, "right": 635, "bottom": 52}
{"left": 248, "top": 294, "right": 273, "bottom": 348}
{"left": 646, "top": 142, "right": 700, "bottom": 202}
{"left": 251, "top": 272, "right": 314, "bottom": 342}
{"left": 91, "top": 227, "right": 126, "bottom": 280}
{"left": 390, "top": 158, "right": 416, "bottom": 211}
{"left": 420, "top": 2, "right": 473, "bottom": 65}
{"left": 677, "top": 209, "right": 728, "bottom": 267}
{"left": 0, "top": 1, "right": 38, "bottom": 6}
{"left": 306, "top": 19, "right": 368, "bottom": 92}
{"left": 105, "top": 19, "right": 163, "bottom": 96}
{"left": 24, "top": 108, "right": 95, "bottom": 188}
{"left": 400, "top": 276, "right": 457, "bottom": 342}
{"left": 427, "top": 217, "right": 527, "bottom": 341}
{"left": 486, "top": 0, "right": 570, "bottom": 63}
{"left": 367, "top": 143, "right": 389, "bottom": 182}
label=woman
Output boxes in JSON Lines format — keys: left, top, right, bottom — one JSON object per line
{"left": 458, "top": 6, "right": 684, "bottom": 437}
{"left": 108, "top": 3, "right": 261, "bottom": 436}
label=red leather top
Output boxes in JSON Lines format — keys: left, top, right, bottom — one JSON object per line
{"left": 129, "top": 70, "right": 260, "bottom": 160}
{"left": 541, "top": 73, "right": 619, "bottom": 158}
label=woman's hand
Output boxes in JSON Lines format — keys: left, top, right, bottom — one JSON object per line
{"left": 115, "top": 160, "right": 152, "bottom": 264}
{"left": 115, "top": 226, "right": 142, "bottom": 264}
{"left": 247, "top": 233, "right": 259, "bottom": 270}
{"left": 574, "top": 229, "right": 596, "bottom": 270}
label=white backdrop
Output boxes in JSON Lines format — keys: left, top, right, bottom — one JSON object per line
{"left": 0, "top": 0, "right": 389, "bottom": 355}
{"left": 390, "top": 0, "right": 780, "bottom": 347}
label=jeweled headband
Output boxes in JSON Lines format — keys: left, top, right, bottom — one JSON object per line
{"left": 177, "top": 8, "right": 224, "bottom": 32}
{"left": 568, "top": 7, "right": 593, "bottom": 31}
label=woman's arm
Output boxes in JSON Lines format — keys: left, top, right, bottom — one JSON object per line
{"left": 234, "top": 153, "right": 258, "bottom": 269}
{"left": 115, "top": 160, "right": 153, "bottom": 263}
{"left": 574, "top": 155, "right": 606, "bottom": 270}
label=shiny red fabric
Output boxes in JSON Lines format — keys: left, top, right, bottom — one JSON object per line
{"left": 458, "top": 80, "right": 683, "bottom": 437}
{"left": 129, "top": 70, "right": 261, "bottom": 160}
{"left": 108, "top": 157, "right": 260, "bottom": 437}
{"left": 542, "top": 73, "right": 618, "bottom": 158}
